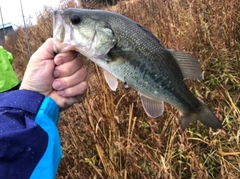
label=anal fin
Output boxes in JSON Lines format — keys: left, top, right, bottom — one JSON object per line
{"left": 138, "top": 92, "right": 164, "bottom": 118}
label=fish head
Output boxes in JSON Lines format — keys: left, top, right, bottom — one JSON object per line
{"left": 53, "top": 8, "right": 116, "bottom": 59}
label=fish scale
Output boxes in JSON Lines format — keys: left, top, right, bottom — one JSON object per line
{"left": 53, "top": 8, "right": 222, "bottom": 130}
{"left": 105, "top": 15, "right": 202, "bottom": 112}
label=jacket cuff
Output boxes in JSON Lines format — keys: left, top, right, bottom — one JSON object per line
{"left": 0, "top": 90, "right": 45, "bottom": 114}
{"left": 39, "top": 96, "right": 60, "bottom": 124}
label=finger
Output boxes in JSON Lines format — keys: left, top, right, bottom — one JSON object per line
{"left": 31, "top": 38, "right": 55, "bottom": 61}
{"left": 57, "top": 81, "right": 88, "bottom": 97}
{"left": 75, "top": 94, "right": 84, "bottom": 103}
{"left": 49, "top": 92, "right": 79, "bottom": 111}
{"left": 60, "top": 96, "right": 82, "bottom": 111}
{"left": 53, "top": 55, "right": 83, "bottom": 78}
{"left": 54, "top": 50, "right": 79, "bottom": 65}
{"left": 53, "top": 67, "right": 87, "bottom": 90}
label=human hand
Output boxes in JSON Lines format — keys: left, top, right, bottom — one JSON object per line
{"left": 20, "top": 38, "right": 87, "bottom": 111}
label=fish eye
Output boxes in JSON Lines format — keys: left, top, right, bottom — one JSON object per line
{"left": 70, "top": 15, "right": 81, "bottom": 25}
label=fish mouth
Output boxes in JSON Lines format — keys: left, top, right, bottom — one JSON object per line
{"left": 53, "top": 10, "right": 76, "bottom": 53}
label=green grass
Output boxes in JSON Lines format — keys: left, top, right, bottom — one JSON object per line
{"left": 3, "top": 0, "right": 240, "bottom": 178}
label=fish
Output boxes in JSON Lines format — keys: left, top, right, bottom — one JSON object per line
{"left": 53, "top": 8, "right": 222, "bottom": 130}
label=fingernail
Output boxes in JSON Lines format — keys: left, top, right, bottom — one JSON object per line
{"left": 53, "top": 81, "right": 61, "bottom": 90}
{"left": 53, "top": 70, "right": 60, "bottom": 78}
{"left": 57, "top": 90, "right": 64, "bottom": 96}
{"left": 55, "top": 56, "right": 64, "bottom": 65}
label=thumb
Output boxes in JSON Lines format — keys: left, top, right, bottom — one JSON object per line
{"left": 30, "top": 38, "right": 55, "bottom": 62}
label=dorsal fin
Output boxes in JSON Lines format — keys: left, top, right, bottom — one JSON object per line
{"left": 168, "top": 49, "right": 202, "bottom": 80}
{"left": 138, "top": 92, "right": 164, "bottom": 118}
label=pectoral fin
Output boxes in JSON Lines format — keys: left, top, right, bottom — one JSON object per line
{"left": 168, "top": 49, "right": 202, "bottom": 80}
{"left": 103, "top": 70, "right": 118, "bottom": 91}
{"left": 138, "top": 92, "right": 164, "bottom": 118}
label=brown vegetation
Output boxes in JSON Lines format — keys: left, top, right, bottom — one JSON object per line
{"left": 3, "top": 0, "right": 240, "bottom": 178}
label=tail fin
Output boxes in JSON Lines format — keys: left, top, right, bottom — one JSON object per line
{"left": 180, "top": 103, "right": 222, "bottom": 130}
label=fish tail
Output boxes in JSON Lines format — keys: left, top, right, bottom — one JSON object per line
{"left": 180, "top": 103, "right": 222, "bottom": 130}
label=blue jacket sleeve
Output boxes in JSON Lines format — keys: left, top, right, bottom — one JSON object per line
{"left": 0, "top": 90, "right": 62, "bottom": 179}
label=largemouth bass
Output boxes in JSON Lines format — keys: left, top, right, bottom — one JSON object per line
{"left": 53, "top": 8, "right": 222, "bottom": 130}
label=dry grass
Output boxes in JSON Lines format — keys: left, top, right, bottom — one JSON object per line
{"left": 3, "top": 0, "right": 240, "bottom": 178}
